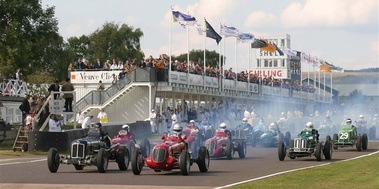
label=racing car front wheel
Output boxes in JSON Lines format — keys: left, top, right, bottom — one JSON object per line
{"left": 323, "top": 140, "right": 332, "bottom": 160}
{"left": 96, "top": 148, "right": 109, "bottom": 173}
{"left": 332, "top": 134, "right": 338, "bottom": 150}
{"left": 131, "top": 149, "right": 144, "bottom": 175}
{"left": 362, "top": 134, "right": 368, "bottom": 150}
{"left": 179, "top": 149, "right": 191, "bottom": 175}
{"left": 278, "top": 142, "right": 286, "bottom": 161}
{"left": 47, "top": 148, "right": 60, "bottom": 173}
{"left": 226, "top": 140, "right": 233, "bottom": 160}
{"left": 197, "top": 146, "right": 210, "bottom": 172}
{"left": 117, "top": 147, "right": 130, "bottom": 171}
{"left": 356, "top": 136, "right": 362, "bottom": 152}
{"left": 315, "top": 143, "right": 323, "bottom": 161}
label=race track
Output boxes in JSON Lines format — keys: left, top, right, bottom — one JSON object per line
{"left": 0, "top": 141, "right": 378, "bottom": 189}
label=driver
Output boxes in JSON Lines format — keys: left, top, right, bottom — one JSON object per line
{"left": 218, "top": 122, "right": 231, "bottom": 139}
{"left": 237, "top": 118, "right": 253, "bottom": 133}
{"left": 120, "top": 124, "right": 137, "bottom": 143}
{"left": 92, "top": 122, "right": 110, "bottom": 147}
{"left": 356, "top": 115, "right": 367, "bottom": 127}
{"left": 253, "top": 118, "right": 265, "bottom": 132}
{"left": 171, "top": 123, "right": 184, "bottom": 138}
{"left": 268, "top": 122, "right": 279, "bottom": 136}
{"left": 304, "top": 122, "right": 319, "bottom": 142}
{"left": 187, "top": 120, "right": 199, "bottom": 130}
{"left": 344, "top": 118, "right": 358, "bottom": 136}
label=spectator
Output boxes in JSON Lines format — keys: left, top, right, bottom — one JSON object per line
{"left": 97, "top": 108, "right": 108, "bottom": 123}
{"left": 150, "top": 109, "right": 157, "bottom": 134}
{"left": 111, "top": 73, "right": 117, "bottom": 84}
{"left": 97, "top": 80, "right": 105, "bottom": 91}
{"left": 48, "top": 80, "right": 61, "bottom": 99}
{"left": 19, "top": 94, "right": 31, "bottom": 127}
{"left": 61, "top": 78, "right": 75, "bottom": 112}
{"left": 170, "top": 109, "right": 177, "bottom": 131}
{"left": 67, "top": 63, "right": 73, "bottom": 71}
{"left": 14, "top": 69, "right": 22, "bottom": 80}
{"left": 94, "top": 58, "right": 102, "bottom": 69}
{"left": 76, "top": 110, "right": 85, "bottom": 124}
{"left": 82, "top": 115, "right": 94, "bottom": 129}
{"left": 49, "top": 114, "right": 62, "bottom": 132}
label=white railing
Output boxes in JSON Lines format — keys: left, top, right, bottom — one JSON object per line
{"left": 0, "top": 80, "right": 28, "bottom": 97}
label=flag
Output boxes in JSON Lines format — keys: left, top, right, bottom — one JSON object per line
{"left": 205, "top": 19, "right": 222, "bottom": 44}
{"left": 260, "top": 42, "right": 276, "bottom": 53}
{"left": 320, "top": 65, "right": 331, "bottom": 72}
{"left": 324, "top": 61, "right": 344, "bottom": 73}
{"left": 172, "top": 10, "right": 197, "bottom": 28}
{"left": 251, "top": 39, "right": 268, "bottom": 48}
{"left": 238, "top": 33, "right": 254, "bottom": 43}
{"left": 220, "top": 24, "right": 239, "bottom": 37}
{"left": 273, "top": 43, "right": 284, "bottom": 56}
{"left": 283, "top": 47, "right": 298, "bottom": 57}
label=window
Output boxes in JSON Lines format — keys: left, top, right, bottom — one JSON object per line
{"left": 282, "top": 60, "right": 286, "bottom": 67}
{"left": 264, "top": 59, "right": 268, "bottom": 67}
{"left": 281, "top": 39, "right": 285, "bottom": 47}
{"left": 274, "top": 60, "right": 278, "bottom": 67}
{"left": 257, "top": 59, "right": 260, "bottom": 68}
{"left": 268, "top": 59, "right": 272, "bottom": 67}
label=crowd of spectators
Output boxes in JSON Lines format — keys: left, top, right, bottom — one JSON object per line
{"left": 68, "top": 54, "right": 316, "bottom": 93}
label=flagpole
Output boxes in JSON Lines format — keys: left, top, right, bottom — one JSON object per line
{"left": 218, "top": 24, "right": 222, "bottom": 92}
{"left": 169, "top": 7, "right": 172, "bottom": 86}
{"left": 330, "top": 72, "right": 333, "bottom": 101}
{"left": 223, "top": 32, "right": 226, "bottom": 92}
{"left": 318, "top": 70, "right": 321, "bottom": 96}
{"left": 248, "top": 42, "right": 250, "bottom": 89}
{"left": 187, "top": 24, "right": 190, "bottom": 87}
{"left": 323, "top": 70, "right": 326, "bottom": 97}
{"left": 203, "top": 21, "right": 206, "bottom": 88}
{"left": 235, "top": 37, "right": 237, "bottom": 93}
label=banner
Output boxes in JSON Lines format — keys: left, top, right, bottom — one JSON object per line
{"left": 70, "top": 71, "right": 121, "bottom": 84}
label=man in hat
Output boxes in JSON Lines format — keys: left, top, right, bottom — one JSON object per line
{"left": 61, "top": 78, "right": 75, "bottom": 112}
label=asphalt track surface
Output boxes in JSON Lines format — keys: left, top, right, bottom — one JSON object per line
{"left": 0, "top": 140, "right": 378, "bottom": 189}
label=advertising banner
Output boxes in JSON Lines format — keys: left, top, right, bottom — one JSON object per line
{"left": 70, "top": 71, "right": 120, "bottom": 84}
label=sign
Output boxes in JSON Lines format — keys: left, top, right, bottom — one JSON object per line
{"left": 49, "top": 99, "right": 65, "bottom": 114}
{"left": 70, "top": 71, "right": 120, "bottom": 84}
{"left": 204, "top": 77, "right": 218, "bottom": 88}
{"left": 249, "top": 83, "right": 259, "bottom": 93}
{"left": 249, "top": 69, "right": 288, "bottom": 79}
{"left": 169, "top": 71, "right": 187, "bottom": 84}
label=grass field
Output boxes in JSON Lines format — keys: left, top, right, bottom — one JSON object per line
{"left": 231, "top": 153, "right": 379, "bottom": 189}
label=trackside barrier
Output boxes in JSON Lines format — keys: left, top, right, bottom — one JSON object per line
{"left": 28, "top": 121, "right": 150, "bottom": 153}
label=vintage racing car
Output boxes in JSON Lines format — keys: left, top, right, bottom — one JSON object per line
{"left": 111, "top": 125, "right": 151, "bottom": 158}
{"left": 131, "top": 133, "right": 210, "bottom": 175}
{"left": 47, "top": 127, "right": 129, "bottom": 173}
{"left": 250, "top": 122, "right": 291, "bottom": 147}
{"left": 205, "top": 130, "right": 246, "bottom": 159}
{"left": 333, "top": 124, "right": 368, "bottom": 151}
{"left": 278, "top": 129, "right": 332, "bottom": 161}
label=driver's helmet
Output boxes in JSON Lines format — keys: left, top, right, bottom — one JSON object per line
{"left": 122, "top": 124, "right": 130, "bottom": 132}
{"left": 219, "top": 122, "right": 227, "bottom": 129}
{"left": 172, "top": 123, "right": 183, "bottom": 135}
{"left": 242, "top": 118, "right": 248, "bottom": 125}
{"left": 259, "top": 118, "right": 264, "bottom": 123}
{"left": 281, "top": 112, "right": 285, "bottom": 116}
{"left": 305, "top": 122, "right": 313, "bottom": 131}
{"left": 359, "top": 115, "right": 364, "bottom": 119}
{"left": 269, "top": 122, "right": 276, "bottom": 130}
{"left": 93, "top": 122, "right": 102, "bottom": 131}
{"left": 346, "top": 118, "right": 352, "bottom": 125}
{"left": 189, "top": 120, "right": 196, "bottom": 126}
{"left": 375, "top": 114, "right": 378, "bottom": 117}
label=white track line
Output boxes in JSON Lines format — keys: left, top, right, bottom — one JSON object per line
{"left": 0, "top": 158, "right": 46, "bottom": 166}
{"left": 0, "top": 158, "right": 42, "bottom": 162}
{"left": 214, "top": 150, "right": 379, "bottom": 189}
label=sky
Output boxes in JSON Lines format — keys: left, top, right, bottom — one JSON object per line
{"left": 41, "top": 0, "right": 379, "bottom": 71}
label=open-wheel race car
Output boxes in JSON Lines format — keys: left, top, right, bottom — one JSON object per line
{"left": 111, "top": 125, "right": 151, "bottom": 158}
{"left": 131, "top": 124, "right": 210, "bottom": 176}
{"left": 205, "top": 127, "right": 246, "bottom": 159}
{"left": 332, "top": 121, "right": 368, "bottom": 152}
{"left": 182, "top": 121, "right": 203, "bottom": 159}
{"left": 199, "top": 120, "right": 215, "bottom": 140}
{"left": 251, "top": 122, "right": 291, "bottom": 147}
{"left": 278, "top": 123, "right": 332, "bottom": 162}
{"left": 47, "top": 124, "right": 130, "bottom": 173}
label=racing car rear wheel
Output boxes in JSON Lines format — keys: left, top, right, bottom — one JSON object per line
{"left": 197, "top": 146, "right": 210, "bottom": 172}
{"left": 323, "top": 140, "right": 332, "bottom": 160}
{"left": 117, "top": 147, "right": 130, "bottom": 171}
{"left": 47, "top": 148, "right": 60, "bottom": 173}
{"left": 127, "top": 141, "right": 136, "bottom": 158}
{"left": 362, "top": 134, "right": 368, "bottom": 150}
{"left": 96, "top": 148, "right": 109, "bottom": 173}
{"left": 237, "top": 141, "right": 246, "bottom": 158}
{"left": 226, "top": 140, "right": 233, "bottom": 160}
{"left": 131, "top": 149, "right": 144, "bottom": 175}
{"left": 333, "top": 134, "right": 338, "bottom": 150}
{"left": 285, "top": 132, "right": 291, "bottom": 146}
{"left": 278, "top": 142, "right": 286, "bottom": 161}
{"left": 315, "top": 143, "right": 323, "bottom": 161}
{"left": 179, "top": 149, "right": 191, "bottom": 175}
{"left": 140, "top": 138, "right": 151, "bottom": 158}
{"left": 74, "top": 164, "right": 84, "bottom": 170}
{"left": 356, "top": 136, "right": 362, "bottom": 152}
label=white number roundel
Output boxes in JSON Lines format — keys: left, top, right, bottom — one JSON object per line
{"left": 340, "top": 132, "right": 348, "bottom": 139}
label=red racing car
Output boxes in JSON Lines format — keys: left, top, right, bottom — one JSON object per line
{"left": 204, "top": 130, "right": 246, "bottom": 159}
{"left": 131, "top": 133, "right": 210, "bottom": 176}
{"left": 111, "top": 125, "right": 150, "bottom": 158}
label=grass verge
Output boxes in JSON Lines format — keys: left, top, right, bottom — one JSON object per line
{"left": 231, "top": 154, "right": 379, "bottom": 189}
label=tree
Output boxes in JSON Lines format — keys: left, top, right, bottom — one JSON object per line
{"left": 0, "top": 0, "right": 68, "bottom": 81}
{"left": 173, "top": 49, "right": 225, "bottom": 69}
{"left": 348, "top": 89, "right": 365, "bottom": 105}
{"left": 87, "top": 22, "right": 144, "bottom": 62}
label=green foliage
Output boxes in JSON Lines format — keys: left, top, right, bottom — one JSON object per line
{"left": 173, "top": 49, "right": 225, "bottom": 68}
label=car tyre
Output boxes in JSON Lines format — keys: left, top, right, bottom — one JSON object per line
{"left": 323, "top": 140, "right": 332, "bottom": 160}
{"left": 285, "top": 132, "right": 291, "bottom": 146}
{"left": 278, "top": 141, "right": 286, "bottom": 161}
{"left": 333, "top": 134, "right": 338, "bottom": 150}
{"left": 362, "top": 134, "right": 368, "bottom": 150}
{"left": 315, "top": 143, "right": 323, "bottom": 161}
{"left": 250, "top": 133, "right": 256, "bottom": 148}
{"left": 47, "top": 148, "right": 60, "bottom": 173}
{"left": 140, "top": 138, "right": 151, "bottom": 158}
{"left": 197, "top": 146, "right": 210, "bottom": 172}
{"left": 96, "top": 148, "right": 109, "bottom": 173}
{"left": 117, "top": 147, "right": 129, "bottom": 171}
{"left": 226, "top": 140, "right": 233, "bottom": 160}
{"left": 127, "top": 141, "right": 136, "bottom": 159}
{"left": 131, "top": 149, "right": 144, "bottom": 175}
{"left": 237, "top": 141, "right": 246, "bottom": 158}
{"left": 179, "top": 149, "right": 191, "bottom": 175}
{"left": 356, "top": 135, "right": 362, "bottom": 151}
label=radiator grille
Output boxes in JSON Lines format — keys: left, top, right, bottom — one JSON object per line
{"left": 152, "top": 148, "right": 166, "bottom": 163}
{"left": 71, "top": 143, "right": 85, "bottom": 158}
{"left": 294, "top": 139, "right": 306, "bottom": 149}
